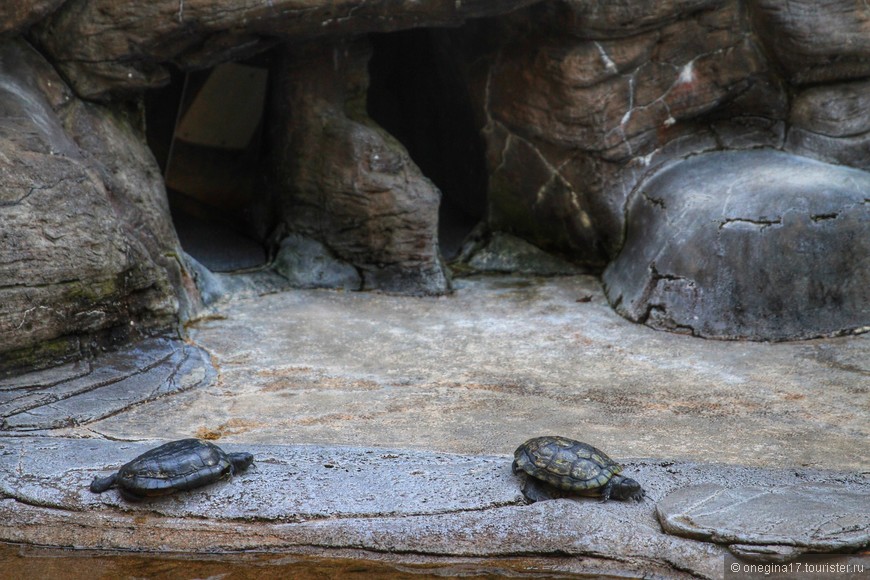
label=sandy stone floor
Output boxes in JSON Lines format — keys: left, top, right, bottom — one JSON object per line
{"left": 86, "top": 274, "right": 869, "bottom": 471}
{"left": 2, "top": 275, "right": 868, "bottom": 578}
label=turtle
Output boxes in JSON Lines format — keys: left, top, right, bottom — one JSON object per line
{"left": 512, "top": 435, "right": 644, "bottom": 503}
{"left": 89, "top": 438, "right": 254, "bottom": 500}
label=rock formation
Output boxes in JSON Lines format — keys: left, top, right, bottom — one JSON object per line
{"left": 2, "top": 0, "right": 869, "bottom": 373}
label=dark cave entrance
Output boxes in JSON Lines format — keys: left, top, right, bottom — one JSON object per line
{"left": 145, "top": 59, "right": 271, "bottom": 273}
{"left": 145, "top": 29, "right": 488, "bottom": 272}
{"left": 367, "top": 29, "right": 488, "bottom": 260}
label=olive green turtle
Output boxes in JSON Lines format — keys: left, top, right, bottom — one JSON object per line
{"left": 512, "top": 436, "right": 644, "bottom": 502}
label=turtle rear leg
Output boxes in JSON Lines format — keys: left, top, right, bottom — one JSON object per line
{"left": 520, "top": 477, "right": 566, "bottom": 503}
{"left": 89, "top": 473, "right": 117, "bottom": 493}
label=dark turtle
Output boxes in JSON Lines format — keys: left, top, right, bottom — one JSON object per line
{"left": 89, "top": 438, "right": 254, "bottom": 500}
{"left": 512, "top": 435, "right": 644, "bottom": 502}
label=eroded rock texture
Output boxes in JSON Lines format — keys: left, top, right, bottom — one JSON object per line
{"left": 750, "top": 0, "right": 870, "bottom": 84}
{"left": 268, "top": 40, "right": 449, "bottom": 295}
{"left": 0, "top": 0, "right": 64, "bottom": 35}
{"left": 447, "top": 0, "right": 787, "bottom": 270}
{"left": 0, "top": 39, "right": 189, "bottom": 375}
{"left": 1, "top": 0, "right": 869, "bottom": 366}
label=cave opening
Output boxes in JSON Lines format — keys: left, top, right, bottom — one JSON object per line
{"left": 367, "top": 29, "right": 488, "bottom": 261}
{"left": 145, "top": 28, "right": 488, "bottom": 276}
{"left": 145, "top": 58, "right": 272, "bottom": 273}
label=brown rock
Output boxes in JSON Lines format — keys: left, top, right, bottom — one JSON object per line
{"left": 786, "top": 79, "right": 870, "bottom": 170}
{"left": 268, "top": 40, "right": 448, "bottom": 295}
{"left": 478, "top": 0, "right": 781, "bottom": 265}
{"left": 750, "top": 0, "right": 870, "bottom": 84}
{"left": 0, "top": 0, "right": 65, "bottom": 35}
{"left": 543, "top": 0, "right": 727, "bottom": 38}
{"left": 33, "top": 0, "right": 540, "bottom": 100}
{"left": 0, "top": 39, "right": 186, "bottom": 375}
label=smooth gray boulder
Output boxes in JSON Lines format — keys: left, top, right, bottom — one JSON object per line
{"left": 273, "top": 234, "right": 362, "bottom": 290}
{"left": 657, "top": 483, "right": 870, "bottom": 555}
{"left": 460, "top": 232, "right": 584, "bottom": 276}
{"left": 603, "top": 150, "right": 870, "bottom": 340}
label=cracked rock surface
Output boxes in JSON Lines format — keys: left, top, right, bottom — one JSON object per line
{"left": 0, "top": 337, "right": 217, "bottom": 431}
{"left": 603, "top": 149, "right": 870, "bottom": 340}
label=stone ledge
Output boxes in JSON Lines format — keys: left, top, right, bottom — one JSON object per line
{"left": 0, "top": 437, "right": 866, "bottom": 578}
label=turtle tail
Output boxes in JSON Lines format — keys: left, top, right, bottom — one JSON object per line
{"left": 89, "top": 473, "right": 117, "bottom": 493}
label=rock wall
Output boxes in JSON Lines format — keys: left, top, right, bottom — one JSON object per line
{"left": 0, "top": 39, "right": 189, "bottom": 375}
{"left": 1, "top": 0, "right": 869, "bottom": 372}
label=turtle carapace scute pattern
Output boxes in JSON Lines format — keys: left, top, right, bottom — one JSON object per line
{"left": 512, "top": 436, "right": 644, "bottom": 503}
{"left": 89, "top": 438, "right": 254, "bottom": 501}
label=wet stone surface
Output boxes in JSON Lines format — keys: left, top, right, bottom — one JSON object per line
{"left": 0, "top": 276, "right": 867, "bottom": 577}
{"left": 0, "top": 436, "right": 867, "bottom": 577}
{"left": 0, "top": 438, "right": 525, "bottom": 520}
{"left": 0, "top": 337, "right": 216, "bottom": 431}
{"left": 656, "top": 483, "right": 870, "bottom": 553}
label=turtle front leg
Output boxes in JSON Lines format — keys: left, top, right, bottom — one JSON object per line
{"left": 599, "top": 478, "right": 614, "bottom": 503}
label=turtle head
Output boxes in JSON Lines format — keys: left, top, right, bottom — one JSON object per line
{"left": 609, "top": 475, "right": 645, "bottom": 501}
{"left": 229, "top": 452, "right": 254, "bottom": 473}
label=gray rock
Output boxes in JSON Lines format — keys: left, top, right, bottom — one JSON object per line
{"left": 657, "top": 483, "right": 870, "bottom": 554}
{"left": 786, "top": 79, "right": 870, "bottom": 170}
{"left": 32, "top": 0, "right": 539, "bottom": 100}
{"left": 603, "top": 150, "right": 870, "bottom": 340}
{"left": 1, "top": 440, "right": 866, "bottom": 578}
{"left": 0, "top": 438, "right": 524, "bottom": 519}
{"left": 273, "top": 234, "right": 361, "bottom": 290}
{"left": 0, "top": 337, "right": 216, "bottom": 431}
{"left": 463, "top": 232, "right": 583, "bottom": 276}
{"left": 183, "top": 253, "right": 226, "bottom": 307}
{"left": 752, "top": 0, "right": 870, "bottom": 84}
{"left": 268, "top": 39, "right": 449, "bottom": 295}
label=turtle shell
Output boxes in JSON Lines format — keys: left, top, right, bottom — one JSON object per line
{"left": 513, "top": 435, "right": 622, "bottom": 493}
{"left": 114, "top": 439, "right": 237, "bottom": 498}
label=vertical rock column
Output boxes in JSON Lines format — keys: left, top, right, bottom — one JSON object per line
{"left": 268, "top": 39, "right": 449, "bottom": 295}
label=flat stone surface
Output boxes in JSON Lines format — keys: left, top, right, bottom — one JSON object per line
{"left": 0, "top": 438, "right": 523, "bottom": 520}
{"left": 86, "top": 275, "right": 869, "bottom": 472}
{"left": 0, "top": 337, "right": 216, "bottom": 431}
{"left": 1, "top": 436, "right": 866, "bottom": 578}
{"left": 657, "top": 483, "right": 870, "bottom": 553}
{"left": 0, "top": 275, "right": 867, "bottom": 577}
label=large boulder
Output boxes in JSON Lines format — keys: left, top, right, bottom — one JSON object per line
{"left": 603, "top": 150, "right": 870, "bottom": 340}
{"left": 0, "top": 39, "right": 189, "bottom": 375}
{"left": 475, "top": 0, "right": 783, "bottom": 266}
